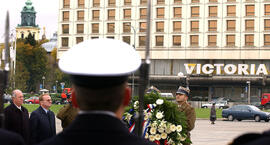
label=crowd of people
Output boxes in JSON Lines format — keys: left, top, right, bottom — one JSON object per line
{"left": 0, "top": 38, "right": 269, "bottom": 145}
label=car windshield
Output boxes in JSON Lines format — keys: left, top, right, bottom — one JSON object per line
{"left": 249, "top": 106, "right": 261, "bottom": 111}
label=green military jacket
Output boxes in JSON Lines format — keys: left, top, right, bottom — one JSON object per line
{"left": 178, "top": 101, "right": 196, "bottom": 131}
{"left": 57, "top": 103, "right": 79, "bottom": 129}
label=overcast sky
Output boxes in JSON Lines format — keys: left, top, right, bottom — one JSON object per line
{"left": 0, "top": 0, "right": 59, "bottom": 43}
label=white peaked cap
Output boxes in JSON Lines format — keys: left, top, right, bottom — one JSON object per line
{"left": 59, "top": 38, "right": 142, "bottom": 76}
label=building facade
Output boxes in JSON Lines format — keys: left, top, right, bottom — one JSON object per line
{"left": 57, "top": 0, "right": 270, "bottom": 102}
{"left": 16, "top": 0, "right": 40, "bottom": 40}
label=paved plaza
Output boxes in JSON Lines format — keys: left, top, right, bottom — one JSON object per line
{"left": 55, "top": 118, "right": 270, "bottom": 145}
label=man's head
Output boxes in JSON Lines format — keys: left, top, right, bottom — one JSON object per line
{"left": 58, "top": 39, "right": 141, "bottom": 117}
{"left": 39, "top": 94, "right": 52, "bottom": 110}
{"left": 175, "top": 86, "right": 190, "bottom": 102}
{"left": 12, "top": 89, "right": 24, "bottom": 107}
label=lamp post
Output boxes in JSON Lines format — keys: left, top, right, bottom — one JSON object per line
{"left": 42, "top": 76, "right": 45, "bottom": 89}
{"left": 247, "top": 81, "right": 251, "bottom": 104}
{"left": 128, "top": 23, "right": 137, "bottom": 97}
{"left": 178, "top": 72, "right": 189, "bottom": 89}
{"left": 55, "top": 80, "right": 58, "bottom": 93}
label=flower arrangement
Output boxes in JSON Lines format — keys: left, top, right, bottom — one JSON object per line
{"left": 123, "top": 92, "right": 191, "bottom": 145}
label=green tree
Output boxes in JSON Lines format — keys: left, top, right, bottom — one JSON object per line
{"left": 24, "top": 33, "right": 36, "bottom": 46}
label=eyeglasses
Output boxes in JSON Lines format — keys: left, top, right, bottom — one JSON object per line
{"left": 43, "top": 99, "right": 52, "bottom": 102}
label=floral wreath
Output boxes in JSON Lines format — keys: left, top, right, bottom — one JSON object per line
{"left": 123, "top": 92, "right": 191, "bottom": 145}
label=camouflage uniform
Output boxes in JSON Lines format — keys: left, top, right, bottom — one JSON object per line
{"left": 178, "top": 101, "right": 196, "bottom": 145}
{"left": 57, "top": 103, "right": 79, "bottom": 129}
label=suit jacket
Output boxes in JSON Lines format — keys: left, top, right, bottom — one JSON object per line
{"left": 4, "top": 103, "right": 30, "bottom": 145}
{"left": 30, "top": 106, "right": 56, "bottom": 145}
{"left": 38, "top": 114, "right": 156, "bottom": 145}
{"left": 0, "top": 128, "right": 25, "bottom": 145}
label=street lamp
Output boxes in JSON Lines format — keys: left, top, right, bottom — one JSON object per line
{"left": 178, "top": 72, "right": 189, "bottom": 89}
{"left": 42, "top": 76, "right": 45, "bottom": 89}
{"left": 55, "top": 80, "right": 58, "bottom": 93}
{"left": 246, "top": 81, "right": 251, "bottom": 104}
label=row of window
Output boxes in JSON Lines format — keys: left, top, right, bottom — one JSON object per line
{"left": 61, "top": 19, "right": 270, "bottom": 35}
{"left": 61, "top": 34, "right": 270, "bottom": 47}
{"left": 62, "top": 4, "right": 270, "bottom": 22}
{"left": 63, "top": 0, "right": 261, "bottom": 8}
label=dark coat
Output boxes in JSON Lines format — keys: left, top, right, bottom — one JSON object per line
{"left": 210, "top": 106, "right": 216, "bottom": 121}
{"left": 4, "top": 103, "right": 30, "bottom": 145}
{"left": 38, "top": 114, "right": 156, "bottom": 145}
{"left": 30, "top": 106, "right": 56, "bottom": 145}
{"left": 0, "top": 128, "right": 25, "bottom": 145}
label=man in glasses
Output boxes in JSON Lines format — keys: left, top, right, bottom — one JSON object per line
{"left": 30, "top": 93, "right": 56, "bottom": 144}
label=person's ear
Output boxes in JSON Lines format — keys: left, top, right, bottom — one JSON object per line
{"left": 71, "top": 89, "right": 79, "bottom": 108}
{"left": 123, "top": 87, "right": 131, "bottom": 106}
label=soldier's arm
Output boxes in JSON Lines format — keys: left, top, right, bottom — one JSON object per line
{"left": 186, "top": 107, "right": 196, "bottom": 131}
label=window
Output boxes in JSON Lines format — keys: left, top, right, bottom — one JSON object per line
{"left": 209, "top": 6, "right": 217, "bottom": 17}
{"left": 174, "top": 7, "right": 182, "bottom": 18}
{"left": 78, "top": 0, "right": 84, "bottom": 7}
{"left": 265, "top": 5, "right": 270, "bottom": 16}
{"left": 140, "top": 8, "right": 147, "bottom": 19}
{"left": 208, "top": 35, "right": 217, "bottom": 46}
{"left": 227, "top": 0, "right": 235, "bottom": 1}
{"left": 245, "top": 19, "right": 254, "bottom": 31}
{"left": 156, "top": 21, "right": 164, "bottom": 32}
{"left": 140, "top": 22, "right": 147, "bottom": 32}
{"left": 226, "top": 35, "right": 235, "bottom": 46}
{"left": 191, "top": 21, "right": 199, "bottom": 32}
{"left": 174, "top": 0, "right": 182, "bottom": 3}
{"left": 190, "top": 35, "right": 199, "bottom": 46}
{"left": 227, "top": 5, "right": 236, "bottom": 16}
{"left": 245, "top": 34, "right": 254, "bottom": 46}
{"left": 123, "top": 36, "right": 130, "bottom": 44}
{"left": 124, "top": 9, "right": 131, "bottom": 19}
{"left": 208, "top": 20, "right": 217, "bottom": 31}
{"left": 173, "top": 35, "right": 181, "bottom": 46}
{"left": 76, "top": 37, "right": 83, "bottom": 44}
{"left": 191, "top": 6, "right": 199, "bottom": 17}
{"left": 108, "top": 9, "right": 115, "bottom": 20}
{"left": 63, "top": 11, "right": 69, "bottom": 21}
{"left": 107, "top": 36, "right": 115, "bottom": 39}
{"left": 191, "top": 0, "right": 199, "bottom": 3}
{"left": 108, "top": 0, "right": 115, "bottom": 6}
{"left": 265, "top": 19, "right": 270, "bottom": 30}
{"left": 157, "top": 0, "right": 165, "bottom": 4}
{"left": 173, "top": 21, "right": 181, "bottom": 32}
{"left": 209, "top": 0, "right": 217, "bottom": 2}
{"left": 246, "top": 5, "right": 255, "bottom": 16}
{"left": 92, "top": 23, "right": 99, "bottom": 33}
{"left": 77, "top": 11, "right": 84, "bottom": 20}
{"left": 92, "top": 10, "right": 100, "bottom": 20}
{"left": 157, "top": 8, "right": 165, "bottom": 18}
{"left": 77, "top": 24, "right": 84, "bottom": 34}
{"left": 63, "top": 0, "right": 70, "bottom": 8}
{"left": 227, "top": 20, "right": 235, "bottom": 31}
{"left": 156, "top": 36, "right": 164, "bottom": 46}
{"left": 62, "top": 37, "right": 69, "bottom": 47}
{"left": 264, "top": 34, "right": 270, "bottom": 46}
{"left": 139, "top": 36, "right": 146, "bottom": 46}
{"left": 62, "top": 24, "right": 69, "bottom": 34}
{"left": 93, "top": 0, "right": 100, "bottom": 6}
{"left": 107, "top": 23, "right": 115, "bottom": 33}
{"left": 123, "top": 22, "right": 131, "bottom": 32}
{"left": 140, "top": 0, "right": 147, "bottom": 5}
{"left": 124, "top": 0, "right": 131, "bottom": 5}
{"left": 91, "top": 37, "right": 99, "bottom": 39}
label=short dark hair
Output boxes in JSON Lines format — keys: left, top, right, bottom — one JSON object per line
{"left": 73, "top": 83, "right": 126, "bottom": 112}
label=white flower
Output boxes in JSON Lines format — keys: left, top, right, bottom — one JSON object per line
{"left": 170, "top": 124, "right": 176, "bottom": 132}
{"left": 153, "top": 104, "right": 157, "bottom": 107}
{"left": 151, "top": 122, "right": 157, "bottom": 128}
{"left": 156, "top": 99, "right": 164, "bottom": 105}
{"left": 145, "top": 133, "right": 149, "bottom": 139}
{"left": 180, "top": 135, "right": 186, "bottom": 141}
{"left": 165, "top": 126, "right": 172, "bottom": 134}
{"left": 155, "top": 134, "right": 161, "bottom": 140}
{"left": 161, "top": 133, "right": 167, "bottom": 139}
{"left": 149, "top": 135, "right": 155, "bottom": 141}
{"left": 144, "top": 115, "right": 149, "bottom": 120}
{"left": 150, "top": 127, "right": 157, "bottom": 135}
{"left": 176, "top": 125, "right": 182, "bottom": 132}
{"left": 156, "top": 111, "right": 164, "bottom": 119}
{"left": 158, "top": 127, "right": 164, "bottom": 133}
{"left": 134, "top": 101, "right": 139, "bottom": 109}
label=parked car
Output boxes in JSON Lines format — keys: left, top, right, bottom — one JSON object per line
{"left": 201, "top": 100, "right": 229, "bottom": 109}
{"left": 24, "top": 96, "right": 39, "bottom": 104}
{"left": 4, "top": 94, "right": 12, "bottom": 103}
{"left": 222, "top": 105, "right": 270, "bottom": 122}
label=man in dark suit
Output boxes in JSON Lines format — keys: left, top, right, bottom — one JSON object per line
{"left": 0, "top": 128, "right": 26, "bottom": 145}
{"left": 38, "top": 39, "right": 156, "bottom": 145}
{"left": 30, "top": 93, "right": 56, "bottom": 144}
{"left": 4, "top": 89, "right": 30, "bottom": 145}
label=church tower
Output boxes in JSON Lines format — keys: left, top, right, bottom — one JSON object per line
{"left": 16, "top": 0, "right": 40, "bottom": 40}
